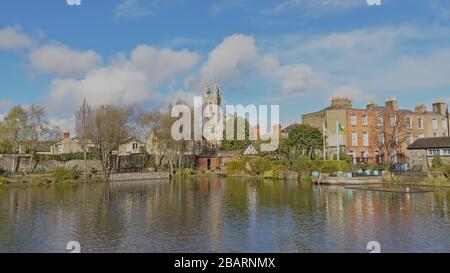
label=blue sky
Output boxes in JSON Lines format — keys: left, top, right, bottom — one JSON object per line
{"left": 1, "top": 0, "right": 450, "bottom": 131}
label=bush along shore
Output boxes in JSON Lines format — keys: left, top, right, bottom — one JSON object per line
{"left": 0, "top": 167, "right": 106, "bottom": 188}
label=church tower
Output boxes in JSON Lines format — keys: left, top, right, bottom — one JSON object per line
{"left": 203, "top": 81, "right": 222, "bottom": 109}
{"left": 202, "top": 81, "right": 222, "bottom": 153}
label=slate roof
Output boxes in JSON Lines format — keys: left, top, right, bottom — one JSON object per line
{"left": 407, "top": 137, "right": 450, "bottom": 150}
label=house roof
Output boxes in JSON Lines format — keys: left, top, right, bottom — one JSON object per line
{"left": 407, "top": 137, "right": 450, "bottom": 150}
{"left": 36, "top": 141, "right": 55, "bottom": 152}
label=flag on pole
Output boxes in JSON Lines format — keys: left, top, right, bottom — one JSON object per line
{"left": 338, "top": 123, "right": 346, "bottom": 133}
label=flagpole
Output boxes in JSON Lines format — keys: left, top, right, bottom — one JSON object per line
{"left": 336, "top": 120, "right": 340, "bottom": 162}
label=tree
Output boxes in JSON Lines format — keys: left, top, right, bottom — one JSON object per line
{"left": 377, "top": 109, "right": 406, "bottom": 175}
{"left": 26, "top": 105, "right": 61, "bottom": 173}
{"left": 275, "top": 124, "right": 323, "bottom": 167}
{"left": 75, "top": 99, "right": 95, "bottom": 182}
{"left": 92, "top": 105, "right": 133, "bottom": 179}
{"left": 0, "top": 105, "right": 28, "bottom": 154}
{"left": 221, "top": 115, "right": 250, "bottom": 151}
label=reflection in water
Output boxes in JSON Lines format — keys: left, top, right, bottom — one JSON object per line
{"left": 0, "top": 178, "right": 449, "bottom": 253}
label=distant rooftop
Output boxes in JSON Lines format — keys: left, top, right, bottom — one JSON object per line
{"left": 407, "top": 137, "right": 450, "bottom": 150}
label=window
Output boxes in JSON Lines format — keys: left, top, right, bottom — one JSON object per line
{"left": 432, "top": 119, "right": 438, "bottom": 130}
{"left": 443, "top": 119, "right": 448, "bottom": 130}
{"left": 418, "top": 118, "right": 424, "bottom": 129}
{"left": 362, "top": 115, "right": 368, "bottom": 126}
{"left": 363, "top": 132, "right": 369, "bottom": 146}
{"left": 406, "top": 117, "right": 412, "bottom": 129}
{"left": 443, "top": 149, "right": 450, "bottom": 156}
{"left": 352, "top": 132, "right": 358, "bottom": 146}
{"left": 378, "top": 133, "right": 385, "bottom": 146}
{"left": 377, "top": 116, "right": 384, "bottom": 127}
{"left": 427, "top": 149, "right": 439, "bottom": 156}
{"left": 351, "top": 114, "right": 357, "bottom": 126}
{"left": 390, "top": 115, "right": 397, "bottom": 126}
{"left": 132, "top": 143, "right": 138, "bottom": 150}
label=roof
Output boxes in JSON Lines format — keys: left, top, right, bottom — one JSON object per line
{"left": 407, "top": 137, "right": 450, "bottom": 150}
{"left": 36, "top": 141, "right": 55, "bottom": 152}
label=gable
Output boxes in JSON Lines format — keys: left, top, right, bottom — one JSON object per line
{"left": 242, "top": 144, "right": 258, "bottom": 155}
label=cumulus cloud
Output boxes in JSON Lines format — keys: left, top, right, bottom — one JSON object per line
{"left": 0, "top": 26, "right": 33, "bottom": 50}
{"left": 201, "top": 34, "right": 258, "bottom": 81}
{"left": 28, "top": 44, "right": 102, "bottom": 77}
{"left": 331, "top": 84, "right": 371, "bottom": 103}
{"left": 46, "top": 45, "right": 199, "bottom": 112}
{"left": 260, "top": 55, "right": 323, "bottom": 94}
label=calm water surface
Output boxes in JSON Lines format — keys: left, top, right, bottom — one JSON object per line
{"left": 0, "top": 178, "right": 449, "bottom": 253}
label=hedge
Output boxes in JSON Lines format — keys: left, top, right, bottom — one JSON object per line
{"left": 37, "top": 152, "right": 100, "bottom": 162}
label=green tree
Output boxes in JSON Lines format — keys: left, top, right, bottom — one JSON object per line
{"left": 275, "top": 124, "right": 323, "bottom": 167}
{"left": 221, "top": 116, "right": 250, "bottom": 151}
{"left": 0, "top": 105, "right": 29, "bottom": 153}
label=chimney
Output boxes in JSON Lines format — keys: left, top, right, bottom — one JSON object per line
{"left": 367, "top": 99, "right": 378, "bottom": 110}
{"left": 64, "top": 132, "right": 70, "bottom": 140}
{"left": 331, "top": 97, "right": 352, "bottom": 108}
{"left": 252, "top": 125, "right": 260, "bottom": 142}
{"left": 432, "top": 101, "right": 446, "bottom": 116}
{"left": 415, "top": 104, "right": 427, "bottom": 113}
{"left": 385, "top": 98, "right": 399, "bottom": 110}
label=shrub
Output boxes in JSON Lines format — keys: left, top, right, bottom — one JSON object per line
{"left": 37, "top": 152, "right": 100, "bottom": 163}
{"left": 0, "top": 177, "right": 8, "bottom": 185}
{"left": 51, "top": 168, "right": 79, "bottom": 183}
{"left": 225, "top": 158, "right": 248, "bottom": 175}
{"left": 252, "top": 158, "right": 272, "bottom": 175}
{"left": 291, "top": 158, "right": 313, "bottom": 177}
{"left": 432, "top": 155, "right": 444, "bottom": 169}
{"left": 311, "top": 160, "right": 350, "bottom": 175}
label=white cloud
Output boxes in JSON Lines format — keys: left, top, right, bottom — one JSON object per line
{"left": 46, "top": 45, "right": 199, "bottom": 112}
{"left": 0, "top": 26, "right": 33, "bottom": 50}
{"left": 49, "top": 117, "right": 75, "bottom": 135}
{"left": 201, "top": 34, "right": 258, "bottom": 81}
{"left": 115, "top": 0, "right": 157, "bottom": 19}
{"left": 260, "top": 55, "right": 323, "bottom": 94}
{"left": 331, "top": 84, "right": 371, "bottom": 103}
{"left": 28, "top": 44, "right": 102, "bottom": 77}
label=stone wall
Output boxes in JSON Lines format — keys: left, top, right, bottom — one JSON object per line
{"left": 0, "top": 155, "right": 103, "bottom": 174}
{"left": 109, "top": 172, "right": 170, "bottom": 181}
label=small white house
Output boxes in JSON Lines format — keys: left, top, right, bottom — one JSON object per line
{"left": 118, "top": 138, "right": 145, "bottom": 156}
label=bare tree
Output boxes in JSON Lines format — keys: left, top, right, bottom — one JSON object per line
{"left": 27, "top": 105, "right": 61, "bottom": 173}
{"left": 75, "top": 99, "right": 95, "bottom": 182}
{"left": 93, "top": 105, "right": 133, "bottom": 180}
{"left": 378, "top": 109, "right": 406, "bottom": 177}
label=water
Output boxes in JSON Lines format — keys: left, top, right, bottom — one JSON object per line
{"left": 0, "top": 178, "right": 449, "bottom": 253}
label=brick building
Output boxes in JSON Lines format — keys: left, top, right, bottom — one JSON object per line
{"left": 302, "top": 97, "right": 449, "bottom": 164}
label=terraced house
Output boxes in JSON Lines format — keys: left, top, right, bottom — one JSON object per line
{"left": 302, "top": 98, "right": 449, "bottom": 164}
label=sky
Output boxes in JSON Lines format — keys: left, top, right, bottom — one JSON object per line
{"left": 1, "top": 0, "right": 450, "bottom": 132}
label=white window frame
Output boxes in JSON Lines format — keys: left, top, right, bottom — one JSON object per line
{"left": 432, "top": 119, "right": 438, "bottom": 130}
{"left": 378, "top": 133, "right": 385, "bottom": 146}
{"left": 418, "top": 118, "right": 424, "bottom": 129}
{"left": 406, "top": 117, "right": 412, "bottom": 129}
{"left": 351, "top": 115, "right": 357, "bottom": 126}
{"left": 352, "top": 132, "right": 358, "bottom": 146}
{"left": 363, "top": 132, "right": 369, "bottom": 147}
{"left": 362, "top": 115, "right": 368, "bottom": 126}
{"left": 427, "top": 149, "right": 439, "bottom": 156}
{"left": 377, "top": 116, "right": 384, "bottom": 127}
